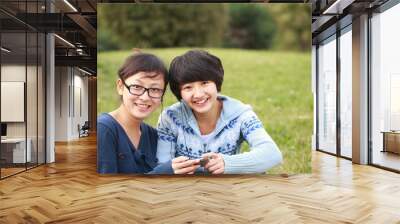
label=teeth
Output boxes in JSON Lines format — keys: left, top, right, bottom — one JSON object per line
{"left": 135, "top": 103, "right": 150, "bottom": 109}
{"left": 194, "top": 98, "right": 207, "bottom": 104}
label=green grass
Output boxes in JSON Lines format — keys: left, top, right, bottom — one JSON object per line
{"left": 98, "top": 48, "right": 312, "bottom": 174}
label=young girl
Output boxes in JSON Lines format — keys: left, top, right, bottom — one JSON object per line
{"left": 156, "top": 50, "right": 283, "bottom": 174}
{"left": 97, "top": 52, "right": 168, "bottom": 174}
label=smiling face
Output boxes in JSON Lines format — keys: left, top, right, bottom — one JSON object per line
{"left": 117, "top": 71, "right": 165, "bottom": 120}
{"left": 180, "top": 80, "right": 219, "bottom": 115}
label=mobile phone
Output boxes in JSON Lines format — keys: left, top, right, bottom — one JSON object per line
{"left": 199, "top": 157, "right": 209, "bottom": 167}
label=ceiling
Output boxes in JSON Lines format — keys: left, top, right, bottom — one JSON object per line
{"left": 0, "top": 0, "right": 97, "bottom": 74}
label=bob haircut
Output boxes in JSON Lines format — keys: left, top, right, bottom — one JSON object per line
{"left": 168, "top": 50, "right": 224, "bottom": 100}
{"left": 118, "top": 52, "right": 168, "bottom": 91}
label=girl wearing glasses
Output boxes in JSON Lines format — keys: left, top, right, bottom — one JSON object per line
{"left": 156, "top": 50, "right": 282, "bottom": 174}
{"left": 97, "top": 52, "right": 168, "bottom": 174}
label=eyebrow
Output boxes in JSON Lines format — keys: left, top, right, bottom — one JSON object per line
{"left": 149, "top": 84, "right": 163, "bottom": 88}
{"left": 127, "top": 80, "right": 163, "bottom": 89}
{"left": 127, "top": 79, "right": 144, "bottom": 85}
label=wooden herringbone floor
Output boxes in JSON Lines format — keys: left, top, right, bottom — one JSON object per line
{"left": 0, "top": 134, "right": 399, "bottom": 223}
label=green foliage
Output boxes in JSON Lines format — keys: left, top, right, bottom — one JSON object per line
{"left": 98, "top": 4, "right": 228, "bottom": 49}
{"left": 224, "top": 4, "right": 277, "bottom": 49}
{"left": 98, "top": 4, "right": 311, "bottom": 51}
{"left": 97, "top": 28, "right": 119, "bottom": 51}
{"left": 266, "top": 4, "right": 311, "bottom": 52}
{"left": 98, "top": 48, "right": 312, "bottom": 174}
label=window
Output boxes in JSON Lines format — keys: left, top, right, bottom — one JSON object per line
{"left": 339, "top": 26, "right": 352, "bottom": 158}
{"left": 370, "top": 2, "right": 400, "bottom": 171}
{"left": 317, "top": 35, "right": 337, "bottom": 154}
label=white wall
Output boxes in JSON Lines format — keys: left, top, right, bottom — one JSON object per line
{"left": 54, "top": 67, "right": 89, "bottom": 141}
{"left": 55, "top": 67, "right": 68, "bottom": 141}
{"left": 1, "top": 63, "right": 46, "bottom": 164}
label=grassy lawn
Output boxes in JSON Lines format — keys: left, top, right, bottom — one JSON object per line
{"left": 98, "top": 48, "right": 312, "bottom": 174}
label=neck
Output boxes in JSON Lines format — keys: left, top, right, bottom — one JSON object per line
{"left": 194, "top": 99, "right": 222, "bottom": 126}
{"left": 111, "top": 104, "right": 141, "bottom": 131}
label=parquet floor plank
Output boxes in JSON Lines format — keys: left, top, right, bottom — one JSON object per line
{"left": 0, "top": 135, "right": 399, "bottom": 223}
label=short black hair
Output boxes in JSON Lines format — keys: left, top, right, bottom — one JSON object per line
{"left": 169, "top": 50, "right": 224, "bottom": 100}
{"left": 118, "top": 52, "right": 168, "bottom": 90}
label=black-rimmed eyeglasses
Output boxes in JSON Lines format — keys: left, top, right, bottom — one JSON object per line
{"left": 121, "top": 79, "right": 164, "bottom": 99}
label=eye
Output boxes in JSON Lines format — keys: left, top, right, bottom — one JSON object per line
{"left": 202, "top": 81, "right": 210, "bottom": 85}
{"left": 149, "top": 88, "right": 163, "bottom": 93}
{"left": 182, "top": 85, "right": 192, "bottom": 90}
{"left": 131, "top": 84, "right": 143, "bottom": 90}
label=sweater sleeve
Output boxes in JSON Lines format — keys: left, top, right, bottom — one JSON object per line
{"left": 222, "top": 110, "right": 283, "bottom": 174}
{"left": 97, "top": 123, "right": 118, "bottom": 174}
{"left": 156, "top": 110, "right": 178, "bottom": 164}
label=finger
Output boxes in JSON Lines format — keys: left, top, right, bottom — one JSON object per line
{"left": 175, "top": 159, "right": 195, "bottom": 169}
{"left": 207, "top": 162, "right": 222, "bottom": 173}
{"left": 204, "top": 159, "right": 218, "bottom": 169}
{"left": 211, "top": 167, "right": 224, "bottom": 175}
{"left": 206, "top": 153, "right": 220, "bottom": 160}
{"left": 201, "top": 152, "right": 214, "bottom": 158}
{"left": 192, "top": 159, "right": 201, "bottom": 165}
{"left": 173, "top": 156, "right": 189, "bottom": 163}
{"left": 176, "top": 165, "right": 199, "bottom": 174}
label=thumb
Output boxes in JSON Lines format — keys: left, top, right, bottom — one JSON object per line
{"left": 202, "top": 152, "right": 217, "bottom": 159}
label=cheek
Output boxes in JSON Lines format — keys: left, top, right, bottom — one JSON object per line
{"left": 210, "top": 87, "right": 219, "bottom": 96}
{"left": 152, "top": 100, "right": 161, "bottom": 107}
{"left": 122, "top": 93, "right": 136, "bottom": 105}
{"left": 181, "top": 92, "right": 191, "bottom": 102}
{"left": 180, "top": 91, "right": 189, "bottom": 100}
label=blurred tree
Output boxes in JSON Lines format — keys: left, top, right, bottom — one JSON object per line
{"left": 98, "top": 4, "right": 228, "bottom": 49}
{"left": 266, "top": 4, "right": 311, "bottom": 52}
{"left": 224, "top": 4, "right": 277, "bottom": 49}
{"left": 98, "top": 6, "right": 120, "bottom": 51}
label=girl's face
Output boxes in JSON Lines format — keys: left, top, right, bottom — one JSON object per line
{"left": 180, "top": 81, "right": 218, "bottom": 115}
{"left": 117, "top": 72, "right": 165, "bottom": 120}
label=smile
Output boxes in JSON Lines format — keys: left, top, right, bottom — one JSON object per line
{"left": 193, "top": 98, "right": 209, "bottom": 106}
{"left": 134, "top": 103, "right": 151, "bottom": 109}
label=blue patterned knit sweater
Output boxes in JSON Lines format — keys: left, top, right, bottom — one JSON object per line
{"left": 156, "top": 95, "right": 283, "bottom": 174}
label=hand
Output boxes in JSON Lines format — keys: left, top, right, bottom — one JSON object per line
{"left": 202, "top": 152, "right": 225, "bottom": 174}
{"left": 171, "top": 156, "right": 200, "bottom": 174}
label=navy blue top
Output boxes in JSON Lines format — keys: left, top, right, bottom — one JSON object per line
{"left": 97, "top": 113, "right": 158, "bottom": 174}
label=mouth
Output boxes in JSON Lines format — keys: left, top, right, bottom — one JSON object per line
{"left": 134, "top": 103, "right": 151, "bottom": 110}
{"left": 192, "top": 97, "right": 209, "bottom": 106}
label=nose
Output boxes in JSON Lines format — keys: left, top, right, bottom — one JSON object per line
{"left": 138, "top": 89, "right": 151, "bottom": 101}
{"left": 193, "top": 85, "right": 205, "bottom": 98}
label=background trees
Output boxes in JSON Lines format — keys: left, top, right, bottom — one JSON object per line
{"left": 98, "top": 4, "right": 310, "bottom": 52}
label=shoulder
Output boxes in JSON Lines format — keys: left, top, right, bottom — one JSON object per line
{"left": 98, "top": 113, "right": 116, "bottom": 127}
{"left": 219, "top": 95, "right": 253, "bottom": 120}
{"left": 97, "top": 113, "right": 119, "bottom": 136}
{"left": 97, "top": 114, "right": 119, "bottom": 148}
{"left": 238, "top": 109, "right": 262, "bottom": 126}
{"left": 160, "top": 102, "right": 186, "bottom": 121}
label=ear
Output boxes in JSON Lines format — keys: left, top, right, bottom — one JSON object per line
{"left": 116, "top": 79, "right": 124, "bottom": 96}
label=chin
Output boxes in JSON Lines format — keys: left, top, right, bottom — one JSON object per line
{"left": 192, "top": 105, "right": 212, "bottom": 115}
{"left": 131, "top": 112, "right": 150, "bottom": 120}
{"left": 131, "top": 108, "right": 154, "bottom": 120}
